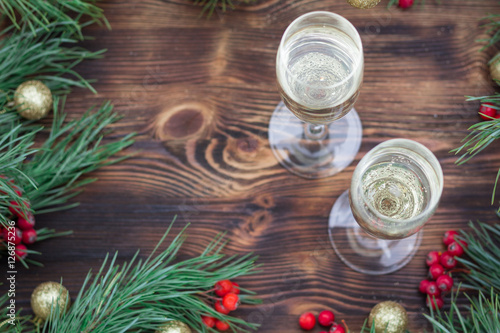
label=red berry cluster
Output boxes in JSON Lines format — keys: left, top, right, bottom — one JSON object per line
{"left": 0, "top": 176, "right": 36, "bottom": 261}
{"left": 298, "top": 310, "right": 346, "bottom": 333}
{"left": 398, "top": 0, "right": 414, "bottom": 9}
{"left": 478, "top": 103, "right": 500, "bottom": 121}
{"left": 418, "top": 230, "right": 468, "bottom": 310}
{"left": 201, "top": 280, "right": 241, "bottom": 331}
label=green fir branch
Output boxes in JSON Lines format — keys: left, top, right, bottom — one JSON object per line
{"left": 455, "top": 222, "right": 500, "bottom": 293}
{"left": 425, "top": 289, "right": 500, "bottom": 333}
{"left": 17, "top": 96, "right": 135, "bottom": 215}
{"left": 477, "top": 13, "right": 500, "bottom": 51}
{"left": 194, "top": 0, "right": 256, "bottom": 18}
{"left": 0, "top": 291, "right": 33, "bottom": 333}
{"left": 0, "top": 96, "right": 134, "bottom": 266}
{"left": 451, "top": 94, "right": 500, "bottom": 208}
{"left": 2, "top": 222, "right": 261, "bottom": 332}
{"left": 0, "top": 22, "right": 106, "bottom": 99}
{"left": 0, "top": 0, "right": 109, "bottom": 37}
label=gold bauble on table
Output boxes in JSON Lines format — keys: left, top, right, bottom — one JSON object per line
{"left": 30, "top": 281, "right": 70, "bottom": 321}
{"left": 347, "top": 0, "right": 381, "bottom": 9}
{"left": 14, "top": 80, "right": 53, "bottom": 120}
{"left": 490, "top": 53, "right": 500, "bottom": 86}
{"left": 155, "top": 320, "right": 192, "bottom": 333}
{"left": 368, "top": 301, "right": 408, "bottom": 333}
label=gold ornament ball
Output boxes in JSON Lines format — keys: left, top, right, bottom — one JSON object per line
{"left": 368, "top": 301, "right": 408, "bottom": 333}
{"left": 490, "top": 54, "right": 500, "bottom": 86}
{"left": 155, "top": 320, "right": 192, "bottom": 333}
{"left": 347, "top": 0, "right": 381, "bottom": 9}
{"left": 14, "top": 80, "right": 53, "bottom": 120}
{"left": 31, "top": 281, "right": 70, "bottom": 321}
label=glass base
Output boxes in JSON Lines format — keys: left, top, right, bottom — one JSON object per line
{"left": 268, "top": 101, "right": 362, "bottom": 179}
{"left": 328, "top": 190, "right": 422, "bottom": 275}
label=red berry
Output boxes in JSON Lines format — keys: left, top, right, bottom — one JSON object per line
{"left": 398, "top": 0, "right": 414, "bottom": 9}
{"left": 479, "top": 103, "right": 497, "bottom": 120}
{"left": 229, "top": 281, "right": 240, "bottom": 295}
{"left": 12, "top": 185, "right": 22, "bottom": 197}
{"left": 440, "top": 251, "right": 457, "bottom": 269}
{"left": 443, "top": 230, "right": 458, "bottom": 246}
{"left": 222, "top": 293, "right": 240, "bottom": 311}
{"left": 318, "top": 310, "right": 335, "bottom": 327}
{"left": 8, "top": 200, "right": 30, "bottom": 219}
{"left": 214, "top": 300, "right": 230, "bottom": 315}
{"left": 15, "top": 244, "right": 27, "bottom": 260}
{"left": 426, "top": 295, "right": 444, "bottom": 310}
{"left": 436, "top": 274, "right": 453, "bottom": 293}
{"left": 3, "top": 227, "right": 22, "bottom": 245}
{"left": 419, "top": 279, "right": 431, "bottom": 294}
{"left": 426, "top": 281, "right": 441, "bottom": 298}
{"left": 330, "top": 323, "right": 346, "bottom": 333}
{"left": 17, "top": 212, "right": 35, "bottom": 230}
{"left": 429, "top": 263, "right": 445, "bottom": 280}
{"left": 448, "top": 241, "right": 464, "bottom": 257}
{"left": 298, "top": 312, "right": 316, "bottom": 331}
{"left": 426, "top": 251, "right": 441, "bottom": 266}
{"left": 8, "top": 201, "right": 21, "bottom": 217}
{"left": 201, "top": 315, "right": 216, "bottom": 328}
{"left": 215, "top": 320, "right": 230, "bottom": 331}
{"left": 22, "top": 228, "right": 37, "bottom": 245}
{"left": 215, "top": 280, "right": 233, "bottom": 297}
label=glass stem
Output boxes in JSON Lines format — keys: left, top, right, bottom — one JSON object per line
{"left": 305, "top": 123, "right": 327, "bottom": 141}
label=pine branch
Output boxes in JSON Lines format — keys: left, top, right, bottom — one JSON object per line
{"left": 455, "top": 222, "right": 500, "bottom": 293}
{"left": 0, "top": 96, "right": 134, "bottom": 266}
{"left": 477, "top": 13, "right": 500, "bottom": 51}
{"left": 0, "top": 22, "right": 106, "bottom": 99}
{"left": 0, "top": 0, "right": 109, "bottom": 38}
{"left": 0, "top": 291, "right": 34, "bottom": 333}
{"left": 424, "top": 289, "right": 500, "bottom": 332}
{"left": 194, "top": 0, "right": 256, "bottom": 18}
{"left": 17, "top": 96, "right": 135, "bottom": 215}
{"left": 3, "top": 222, "right": 261, "bottom": 332}
{"left": 451, "top": 94, "right": 500, "bottom": 208}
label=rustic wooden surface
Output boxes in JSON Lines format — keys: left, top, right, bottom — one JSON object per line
{"left": 6, "top": 0, "right": 500, "bottom": 331}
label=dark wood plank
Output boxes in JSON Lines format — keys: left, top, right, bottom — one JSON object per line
{"left": 3, "top": 0, "right": 500, "bottom": 331}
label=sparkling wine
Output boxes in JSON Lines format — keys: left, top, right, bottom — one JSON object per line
{"left": 349, "top": 146, "right": 442, "bottom": 240}
{"left": 276, "top": 25, "right": 363, "bottom": 125}
{"left": 360, "top": 162, "right": 428, "bottom": 220}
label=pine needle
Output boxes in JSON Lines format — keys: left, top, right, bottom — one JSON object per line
{"left": 0, "top": 22, "right": 106, "bottom": 98}
{"left": 0, "top": 0, "right": 109, "bottom": 38}
{"left": 451, "top": 94, "right": 500, "bottom": 210}
{"left": 194, "top": 0, "right": 256, "bottom": 18}
{"left": 18, "top": 96, "right": 135, "bottom": 214}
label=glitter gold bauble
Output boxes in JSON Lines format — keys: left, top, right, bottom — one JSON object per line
{"left": 30, "top": 281, "right": 70, "bottom": 321}
{"left": 347, "top": 0, "right": 381, "bottom": 9}
{"left": 14, "top": 80, "right": 53, "bottom": 120}
{"left": 490, "top": 54, "right": 500, "bottom": 86}
{"left": 368, "top": 301, "right": 408, "bottom": 333}
{"left": 155, "top": 320, "right": 192, "bottom": 333}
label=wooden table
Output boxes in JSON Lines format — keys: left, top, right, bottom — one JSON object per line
{"left": 12, "top": 0, "right": 500, "bottom": 331}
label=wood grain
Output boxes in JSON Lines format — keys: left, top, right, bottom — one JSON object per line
{"left": 2, "top": 0, "right": 500, "bottom": 332}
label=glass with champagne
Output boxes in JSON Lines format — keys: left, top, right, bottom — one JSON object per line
{"left": 269, "top": 11, "right": 364, "bottom": 179}
{"left": 328, "top": 139, "right": 443, "bottom": 275}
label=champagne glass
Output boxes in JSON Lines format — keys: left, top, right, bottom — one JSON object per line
{"left": 328, "top": 139, "right": 444, "bottom": 275}
{"left": 268, "top": 11, "right": 364, "bottom": 179}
